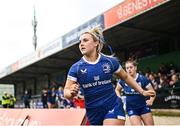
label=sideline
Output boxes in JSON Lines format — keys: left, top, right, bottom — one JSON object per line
{"left": 152, "top": 109, "right": 180, "bottom": 117}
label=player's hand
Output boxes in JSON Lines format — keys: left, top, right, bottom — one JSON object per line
{"left": 142, "top": 90, "right": 155, "bottom": 97}
{"left": 69, "top": 83, "right": 80, "bottom": 96}
{"left": 146, "top": 99, "right": 153, "bottom": 106}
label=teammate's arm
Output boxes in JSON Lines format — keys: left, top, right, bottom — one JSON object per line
{"left": 115, "top": 83, "right": 122, "bottom": 97}
{"left": 115, "top": 69, "right": 155, "bottom": 97}
{"left": 146, "top": 85, "right": 156, "bottom": 106}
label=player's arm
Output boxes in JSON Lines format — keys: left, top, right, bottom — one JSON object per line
{"left": 115, "top": 69, "right": 155, "bottom": 97}
{"left": 64, "top": 79, "right": 79, "bottom": 100}
{"left": 115, "top": 83, "right": 122, "bottom": 97}
{"left": 146, "top": 84, "right": 156, "bottom": 106}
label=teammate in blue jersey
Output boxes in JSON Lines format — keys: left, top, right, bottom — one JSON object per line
{"left": 64, "top": 26, "right": 155, "bottom": 125}
{"left": 115, "top": 58, "right": 156, "bottom": 125}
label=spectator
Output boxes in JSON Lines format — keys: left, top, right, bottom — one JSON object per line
{"left": 23, "top": 90, "right": 31, "bottom": 108}
{"left": 2, "top": 92, "right": 10, "bottom": 108}
{"left": 168, "top": 62, "right": 178, "bottom": 75}
{"left": 169, "top": 74, "right": 180, "bottom": 95}
{"left": 169, "top": 74, "right": 178, "bottom": 87}
{"left": 157, "top": 73, "right": 169, "bottom": 90}
{"left": 57, "top": 86, "right": 66, "bottom": 108}
{"left": 158, "top": 63, "right": 168, "bottom": 75}
{"left": 148, "top": 73, "right": 158, "bottom": 90}
{"left": 41, "top": 87, "right": 48, "bottom": 108}
{"left": 47, "top": 86, "right": 57, "bottom": 108}
{"left": 9, "top": 94, "right": 16, "bottom": 108}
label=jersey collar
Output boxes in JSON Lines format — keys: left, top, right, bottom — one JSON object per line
{"left": 134, "top": 73, "right": 139, "bottom": 81}
{"left": 82, "top": 53, "right": 101, "bottom": 64}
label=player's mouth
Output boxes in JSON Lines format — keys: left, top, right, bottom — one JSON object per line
{"left": 81, "top": 47, "right": 86, "bottom": 51}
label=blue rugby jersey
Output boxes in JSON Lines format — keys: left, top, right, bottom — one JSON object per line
{"left": 118, "top": 73, "right": 151, "bottom": 109}
{"left": 67, "top": 53, "right": 122, "bottom": 108}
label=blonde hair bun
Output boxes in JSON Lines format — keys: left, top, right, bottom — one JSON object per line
{"left": 89, "top": 26, "right": 105, "bottom": 43}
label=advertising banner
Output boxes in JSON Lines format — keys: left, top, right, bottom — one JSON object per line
{"left": 0, "top": 109, "right": 23, "bottom": 126}
{"left": 152, "top": 87, "right": 180, "bottom": 109}
{"left": 38, "top": 37, "right": 62, "bottom": 59}
{"left": 11, "top": 61, "right": 19, "bottom": 73}
{"left": 18, "top": 52, "right": 38, "bottom": 70}
{"left": 0, "top": 109, "right": 86, "bottom": 126}
{"left": 62, "top": 14, "right": 104, "bottom": 48}
{"left": 0, "top": 66, "right": 13, "bottom": 79}
{"left": 0, "top": 69, "right": 7, "bottom": 79}
{"left": 104, "top": 0, "right": 170, "bottom": 29}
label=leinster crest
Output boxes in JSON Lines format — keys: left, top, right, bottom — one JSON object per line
{"left": 102, "top": 63, "right": 111, "bottom": 73}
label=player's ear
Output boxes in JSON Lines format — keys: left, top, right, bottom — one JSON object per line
{"left": 94, "top": 40, "right": 99, "bottom": 46}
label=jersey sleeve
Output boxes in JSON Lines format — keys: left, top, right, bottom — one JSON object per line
{"left": 143, "top": 77, "right": 152, "bottom": 88}
{"left": 109, "top": 57, "right": 122, "bottom": 74}
{"left": 117, "top": 79, "right": 124, "bottom": 88}
{"left": 67, "top": 64, "right": 78, "bottom": 82}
